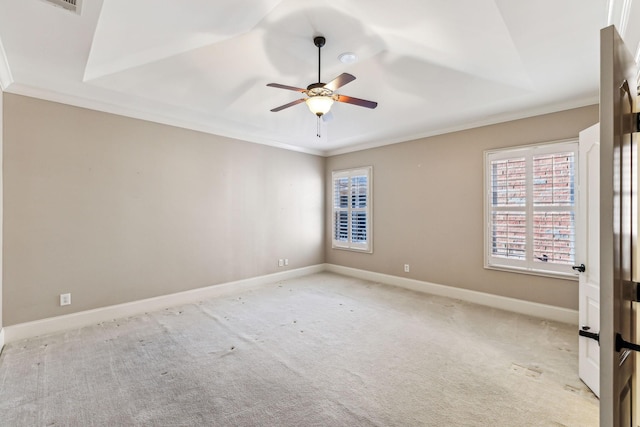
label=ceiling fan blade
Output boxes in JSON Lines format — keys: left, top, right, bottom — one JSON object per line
{"left": 270, "top": 98, "right": 306, "bottom": 112}
{"left": 267, "top": 83, "right": 307, "bottom": 93}
{"left": 324, "top": 73, "right": 356, "bottom": 91}
{"left": 335, "top": 94, "right": 378, "bottom": 109}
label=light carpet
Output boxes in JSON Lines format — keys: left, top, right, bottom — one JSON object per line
{"left": 0, "top": 272, "right": 598, "bottom": 426}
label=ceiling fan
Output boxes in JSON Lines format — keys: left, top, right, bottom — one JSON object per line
{"left": 267, "top": 36, "right": 378, "bottom": 136}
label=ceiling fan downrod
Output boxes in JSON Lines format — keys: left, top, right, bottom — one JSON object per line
{"left": 314, "top": 36, "right": 325, "bottom": 84}
{"left": 314, "top": 37, "right": 324, "bottom": 139}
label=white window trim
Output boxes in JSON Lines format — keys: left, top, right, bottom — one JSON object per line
{"left": 332, "top": 166, "right": 373, "bottom": 253}
{"left": 484, "top": 139, "right": 579, "bottom": 280}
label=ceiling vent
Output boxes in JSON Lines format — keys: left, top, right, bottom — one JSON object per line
{"left": 40, "top": 0, "right": 82, "bottom": 15}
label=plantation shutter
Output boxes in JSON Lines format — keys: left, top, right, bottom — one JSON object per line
{"left": 332, "top": 167, "right": 372, "bottom": 252}
{"left": 485, "top": 141, "right": 577, "bottom": 276}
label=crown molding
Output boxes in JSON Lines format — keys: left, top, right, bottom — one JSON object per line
{"left": 324, "top": 96, "right": 599, "bottom": 157}
{"left": 5, "top": 82, "right": 326, "bottom": 157}
{"left": 4, "top": 81, "right": 601, "bottom": 159}
{"left": 606, "top": 1, "right": 640, "bottom": 93}
{"left": 0, "top": 38, "right": 14, "bottom": 91}
{"left": 608, "top": 0, "right": 633, "bottom": 35}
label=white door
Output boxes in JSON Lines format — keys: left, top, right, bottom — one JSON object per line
{"left": 599, "top": 24, "right": 637, "bottom": 427}
{"left": 578, "top": 123, "right": 600, "bottom": 397}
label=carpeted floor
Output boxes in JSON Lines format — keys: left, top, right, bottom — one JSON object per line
{"left": 0, "top": 272, "right": 598, "bottom": 426}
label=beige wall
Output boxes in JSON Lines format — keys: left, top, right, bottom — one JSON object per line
{"left": 0, "top": 89, "right": 3, "bottom": 330}
{"left": 3, "top": 94, "right": 325, "bottom": 325}
{"left": 2, "top": 93, "right": 599, "bottom": 326}
{"left": 325, "top": 105, "right": 599, "bottom": 310}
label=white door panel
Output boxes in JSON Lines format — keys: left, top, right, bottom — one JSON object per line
{"left": 579, "top": 123, "right": 600, "bottom": 397}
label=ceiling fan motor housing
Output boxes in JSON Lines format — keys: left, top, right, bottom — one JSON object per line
{"left": 306, "top": 82, "right": 332, "bottom": 98}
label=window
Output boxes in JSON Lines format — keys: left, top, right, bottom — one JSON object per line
{"left": 332, "top": 166, "right": 373, "bottom": 252}
{"left": 485, "top": 140, "right": 577, "bottom": 277}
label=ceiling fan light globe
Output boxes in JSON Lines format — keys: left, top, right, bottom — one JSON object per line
{"left": 306, "top": 96, "right": 334, "bottom": 116}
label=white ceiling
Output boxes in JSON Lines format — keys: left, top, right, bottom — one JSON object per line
{"left": 0, "top": 0, "right": 639, "bottom": 156}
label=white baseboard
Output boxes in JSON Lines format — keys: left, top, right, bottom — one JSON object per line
{"left": 3, "top": 263, "right": 577, "bottom": 345}
{"left": 3, "top": 264, "right": 325, "bottom": 344}
{"left": 325, "top": 264, "right": 578, "bottom": 325}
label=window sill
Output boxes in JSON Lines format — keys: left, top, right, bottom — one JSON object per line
{"left": 484, "top": 264, "right": 578, "bottom": 281}
{"left": 332, "top": 245, "right": 373, "bottom": 254}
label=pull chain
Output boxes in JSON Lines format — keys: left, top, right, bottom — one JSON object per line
{"left": 316, "top": 116, "right": 321, "bottom": 138}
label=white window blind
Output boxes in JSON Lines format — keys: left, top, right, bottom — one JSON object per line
{"left": 332, "top": 167, "right": 372, "bottom": 252}
{"left": 485, "top": 141, "right": 577, "bottom": 277}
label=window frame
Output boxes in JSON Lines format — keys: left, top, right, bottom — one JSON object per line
{"left": 484, "top": 139, "right": 579, "bottom": 279}
{"left": 332, "top": 166, "right": 373, "bottom": 253}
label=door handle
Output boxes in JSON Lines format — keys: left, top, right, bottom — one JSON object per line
{"left": 572, "top": 263, "right": 586, "bottom": 273}
{"left": 616, "top": 333, "right": 640, "bottom": 352}
{"left": 579, "top": 326, "right": 599, "bottom": 343}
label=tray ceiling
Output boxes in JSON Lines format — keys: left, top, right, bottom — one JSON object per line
{"left": 0, "top": 0, "right": 638, "bottom": 155}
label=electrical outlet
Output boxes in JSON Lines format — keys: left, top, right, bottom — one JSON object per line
{"left": 278, "top": 259, "right": 284, "bottom": 267}
{"left": 284, "top": 259, "right": 289, "bottom": 266}
{"left": 404, "top": 264, "right": 410, "bottom": 273}
{"left": 60, "top": 293, "right": 71, "bottom": 306}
